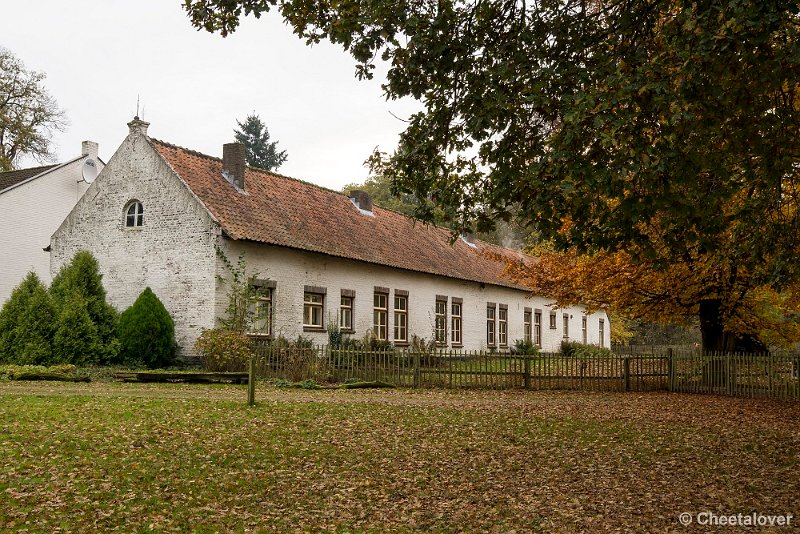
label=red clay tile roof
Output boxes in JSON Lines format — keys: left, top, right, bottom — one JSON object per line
{"left": 151, "top": 139, "right": 532, "bottom": 290}
{"left": 0, "top": 164, "right": 59, "bottom": 192}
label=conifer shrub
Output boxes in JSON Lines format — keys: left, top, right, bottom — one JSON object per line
{"left": 52, "top": 291, "right": 105, "bottom": 365}
{"left": 0, "top": 272, "right": 58, "bottom": 365}
{"left": 117, "top": 288, "right": 176, "bottom": 368}
{"left": 50, "top": 250, "right": 119, "bottom": 363}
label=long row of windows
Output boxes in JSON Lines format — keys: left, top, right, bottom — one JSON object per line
{"left": 247, "top": 285, "right": 606, "bottom": 348}
{"left": 255, "top": 286, "right": 412, "bottom": 344}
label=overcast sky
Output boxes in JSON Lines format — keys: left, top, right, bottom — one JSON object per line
{"left": 1, "top": 1, "right": 420, "bottom": 190}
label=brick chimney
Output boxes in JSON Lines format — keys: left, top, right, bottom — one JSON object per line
{"left": 127, "top": 116, "right": 150, "bottom": 137}
{"left": 81, "top": 141, "right": 98, "bottom": 160}
{"left": 349, "top": 190, "right": 373, "bottom": 212}
{"left": 223, "top": 143, "right": 246, "bottom": 190}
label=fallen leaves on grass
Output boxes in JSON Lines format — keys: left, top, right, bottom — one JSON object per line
{"left": 0, "top": 383, "right": 797, "bottom": 532}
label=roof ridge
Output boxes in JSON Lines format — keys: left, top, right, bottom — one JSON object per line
{"left": 149, "top": 138, "right": 448, "bottom": 225}
{"left": 148, "top": 137, "right": 526, "bottom": 260}
{"left": 0, "top": 162, "right": 59, "bottom": 175}
{"left": 149, "top": 138, "right": 465, "bottom": 233}
{"left": 149, "top": 137, "right": 346, "bottom": 197}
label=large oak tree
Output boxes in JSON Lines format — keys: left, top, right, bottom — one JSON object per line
{"left": 183, "top": 1, "right": 800, "bottom": 351}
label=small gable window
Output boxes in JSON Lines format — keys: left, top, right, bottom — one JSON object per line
{"left": 125, "top": 201, "right": 144, "bottom": 227}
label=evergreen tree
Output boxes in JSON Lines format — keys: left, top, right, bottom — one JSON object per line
{"left": 233, "top": 114, "right": 287, "bottom": 171}
{"left": 0, "top": 272, "right": 57, "bottom": 364}
{"left": 50, "top": 250, "right": 119, "bottom": 362}
{"left": 117, "top": 288, "right": 176, "bottom": 368}
{"left": 51, "top": 291, "right": 103, "bottom": 366}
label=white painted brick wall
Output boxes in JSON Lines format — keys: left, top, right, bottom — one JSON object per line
{"left": 50, "top": 132, "right": 219, "bottom": 357}
{"left": 0, "top": 157, "right": 96, "bottom": 304}
{"left": 217, "top": 240, "right": 610, "bottom": 352}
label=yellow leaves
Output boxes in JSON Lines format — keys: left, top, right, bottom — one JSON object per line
{"left": 726, "top": 285, "right": 800, "bottom": 348}
{"left": 488, "top": 239, "right": 800, "bottom": 346}
{"left": 609, "top": 310, "right": 635, "bottom": 344}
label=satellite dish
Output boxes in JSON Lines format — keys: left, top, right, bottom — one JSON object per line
{"left": 81, "top": 159, "right": 98, "bottom": 184}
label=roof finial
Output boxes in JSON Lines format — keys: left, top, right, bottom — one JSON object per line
{"left": 135, "top": 94, "right": 140, "bottom": 120}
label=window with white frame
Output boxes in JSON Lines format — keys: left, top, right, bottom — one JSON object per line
{"left": 303, "top": 292, "right": 324, "bottom": 329}
{"left": 394, "top": 293, "right": 408, "bottom": 343}
{"left": 435, "top": 297, "right": 447, "bottom": 346}
{"left": 451, "top": 300, "right": 463, "bottom": 346}
{"left": 563, "top": 313, "right": 569, "bottom": 339}
{"left": 599, "top": 318, "right": 605, "bottom": 348}
{"left": 534, "top": 310, "right": 542, "bottom": 347}
{"left": 340, "top": 293, "right": 354, "bottom": 331}
{"left": 582, "top": 316, "right": 588, "bottom": 344}
{"left": 487, "top": 304, "right": 496, "bottom": 346}
{"left": 125, "top": 200, "right": 143, "bottom": 227}
{"left": 373, "top": 290, "right": 388, "bottom": 341}
{"left": 247, "top": 286, "right": 272, "bottom": 336}
{"left": 498, "top": 305, "right": 508, "bottom": 347}
{"left": 524, "top": 309, "right": 532, "bottom": 343}
{"left": 549, "top": 310, "right": 557, "bottom": 329}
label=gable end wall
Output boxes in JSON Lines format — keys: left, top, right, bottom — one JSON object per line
{"left": 0, "top": 158, "right": 97, "bottom": 304}
{"left": 50, "top": 136, "right": 219, "bottom": 357}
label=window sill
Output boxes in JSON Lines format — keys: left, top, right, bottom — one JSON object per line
{"left": 303, "top": 326, "right": 326, "bottom": 333}
{"left": 340, "top": 329, "right": 355, "bottom": 334}
{"left": 394, "top": 341, "right": 409, "bottom": 347}
{"left": 451, "top": 344, "right": 463, "bottom": 349}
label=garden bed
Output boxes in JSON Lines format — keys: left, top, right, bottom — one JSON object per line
{"left": 113, "top": 371, "right": 249, "bottom": 384}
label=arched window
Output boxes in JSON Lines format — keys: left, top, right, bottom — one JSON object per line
{"left": 125, "top": 201, "right": 143, "bottom": 227}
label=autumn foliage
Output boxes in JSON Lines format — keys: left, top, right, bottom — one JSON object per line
{"left": 494, "top": 244, "right": 800, "bottom": 352}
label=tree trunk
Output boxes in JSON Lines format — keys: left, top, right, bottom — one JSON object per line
{"left": 698, "top": 299, "right": 729, "bottom": 353}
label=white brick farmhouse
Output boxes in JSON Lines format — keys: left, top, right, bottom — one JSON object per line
{"left": 50, "top": 119, "right": 609, "bottom": 356}
{"left": 0, "top": 142, "right": 103, "bottom": 304}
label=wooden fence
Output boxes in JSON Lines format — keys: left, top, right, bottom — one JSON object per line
{"left": 667, "top": 351, "right": 799, "bottom": 400}
{"left": 250, "top": 344, "right": 800, "bottom": 400}
{"left": 251, "top": 344, "right": 669, "bottom": 392}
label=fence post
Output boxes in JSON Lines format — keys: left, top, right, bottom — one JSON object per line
{"left": 449, "top": 350, "right": 453, "bottom": 388}
{"left": 413, "top": 350, "right": 420, "bottom": 389}
{"left": 524, "top": 355, "right": 531, "bottom": 389}
{"left": 623, "top": 357, "right": 631, "bottom": 392}
{"left": 247, "top": 353, "right": 256, "bottom": 406}
{"left": 667, "top": 348, "right": 674, "bottom": 392}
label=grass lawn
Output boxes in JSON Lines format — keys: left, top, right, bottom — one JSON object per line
{"left": 1, "top": 382, "right": 798, "bottom": 532}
